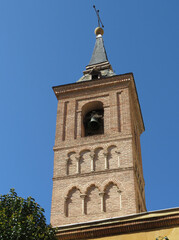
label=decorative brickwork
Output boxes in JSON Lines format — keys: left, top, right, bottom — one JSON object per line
{"left": 51, "top": 73, "right": 146, "bottom": 226}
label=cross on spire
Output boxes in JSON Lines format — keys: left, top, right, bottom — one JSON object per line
{"left": 93, "top": 5, "right": 104, "bottom": 28}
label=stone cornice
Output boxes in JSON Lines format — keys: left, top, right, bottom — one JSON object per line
{"left": 55, "top": 208, "right": 179, "bottom": 240}
{"left": 52, "top": 73, "right": 132, "bottom": 98}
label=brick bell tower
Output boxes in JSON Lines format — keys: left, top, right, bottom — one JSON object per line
{"left": 51, "top": 26, "right": 146, "bottom": 227}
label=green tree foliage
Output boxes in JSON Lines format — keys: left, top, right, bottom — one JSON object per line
{"left": 0, "top": 189, "right": 57, "bottom": 240}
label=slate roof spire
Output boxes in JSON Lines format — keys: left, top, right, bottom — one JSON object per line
{"left": 88, "top": 27, "right": 108, "bottom": 66}
{"left": 77, "top": 27, "right": 115, "bottom": 82}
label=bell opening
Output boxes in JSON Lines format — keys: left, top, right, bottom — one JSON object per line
{"left": 84, "top": 109, "right": 104, "bottom": 137}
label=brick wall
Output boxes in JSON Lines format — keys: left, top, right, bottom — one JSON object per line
{"left": 51, "top": 73, "right": 145, "bottom": 227}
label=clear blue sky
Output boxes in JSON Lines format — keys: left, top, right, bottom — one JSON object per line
{"left": 0, "top": 0, "right": 179, "bottom": 224}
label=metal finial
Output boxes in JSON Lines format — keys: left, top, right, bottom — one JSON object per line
{"left": 93, "top": 5, "right": 104, "bottom": 28}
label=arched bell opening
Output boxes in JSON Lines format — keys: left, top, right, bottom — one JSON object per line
{"left": 84, "top": 109, "right": 104, "bottom": 136}
{"left": 81, "top": 101, "right": 104, "bottom": 137}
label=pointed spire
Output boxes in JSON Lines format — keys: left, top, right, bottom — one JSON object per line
{"left": 77, "top": 27, "right": 115, "bottom": 82}
{"left": 88, "top": 27, "right": 108, "bottom": 66}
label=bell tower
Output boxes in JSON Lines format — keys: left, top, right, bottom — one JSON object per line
{"left": 51, "top": 26, "right": 146, "bottom": 227}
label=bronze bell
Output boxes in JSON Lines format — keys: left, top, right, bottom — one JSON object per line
{"left": 88, "top": 115, "right": 100, "bottom": 131}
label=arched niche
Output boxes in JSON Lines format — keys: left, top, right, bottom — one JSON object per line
{"left": 79, "top": 149, "right": 91, "bottom": 174}
{"left": 67, "top": 152, "right": 77, "bottom": 176}
{"left": 65, "top": 187, "right": 81, "bottom": 217}
{"left": 85, "top": 185, "right": 101, "bottom": 215}
{"left": 104, "top": 182, "right": 122, "bottom": 212}
{"left": 107, "top": 145, "right": 119, "bottom": 169}
{"left": 94, "top": 147, "right": 105, "bottom": 171}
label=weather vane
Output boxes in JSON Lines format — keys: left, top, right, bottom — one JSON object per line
{"left": 93, "top": 5, "right": 104, "bottom": 28}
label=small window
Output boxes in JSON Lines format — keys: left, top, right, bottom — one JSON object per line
{"left": 90, "top": 69, "right": 101, "bottom": 80}
{"left": 92, "top": 74, "right": 99, "bottom": 80}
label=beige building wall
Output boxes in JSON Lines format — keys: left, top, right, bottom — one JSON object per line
{"left": 91, "top": 227, "right": 179, "bottom": 240}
